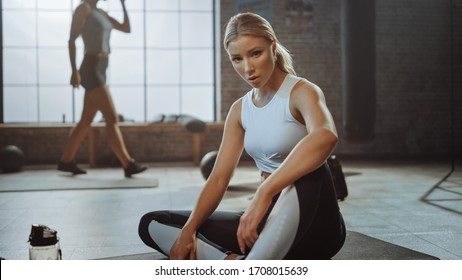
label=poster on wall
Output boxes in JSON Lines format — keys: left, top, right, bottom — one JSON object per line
{"left": 235, "top": 0, "right": 274, "bottom": 23}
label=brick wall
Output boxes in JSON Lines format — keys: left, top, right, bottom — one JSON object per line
{"left": 220, "top": 0, "right": 462, "bottom": 157}
{"left": 0, "top": 123, "right": 225, "bottom": 165}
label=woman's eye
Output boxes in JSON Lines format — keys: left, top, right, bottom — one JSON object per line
{"left": 252, "top": 51, "right": 262, "bottom": 57}
{"left": 232, "top": 57, "right": 242, "bottom": 62}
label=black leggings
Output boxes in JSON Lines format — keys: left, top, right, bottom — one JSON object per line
{"left": 138, "top": 163, "right": 346, "bottom": 259}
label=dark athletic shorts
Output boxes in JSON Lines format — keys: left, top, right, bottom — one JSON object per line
{"left": 79, "top": 54, "right": 109, "bottom": 91}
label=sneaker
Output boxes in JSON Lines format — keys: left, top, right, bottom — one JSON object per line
{"left": 57, "top": 160, "right": 87, "bottom": 175}
{"left": 124, "top": 160, "right": 147, "bottom": 178}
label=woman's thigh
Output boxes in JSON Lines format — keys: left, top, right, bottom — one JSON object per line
{"left": 247, "top": 164, "right": 344, "bottom": 260}
{"left": 283, "top": 164, "right": 346, "bottom": 259}
{"left": 86, "top": 86, "right": 118, "bottom": 123}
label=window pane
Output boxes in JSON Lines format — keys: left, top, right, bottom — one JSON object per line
{"left": 4, "top": 87, "right": 38, "bottom": 123}
{"left": 74, "top": 37, "right": 84, "bottom": 49}
{"left": 39, "top": 86, "right": 73, "bottom": 123}
{"left": 147, "top": 50, "right": 180, "bottom": 85}
{"left": 110, "top": 11, "right": 144, "bottom": 47}
{"left": 4, "top": 49, "right": 37, "bottom": 85}
{"left": 109, "top": 49, "right": 145, "bottom": 85}
{"left": 146, "top": 0, "right": 179, "bottom": 11}
{"left": 107, "top": 0, "right": 144, "bottom": 11}
{"left": 95, "top": 1, "right": 109, "bottom": 11}
{"left": 111, "top": 86, "right": 145, "bottom": 122}
{"left": 147, "top": 86, "right": 180, "bottom": 119}
{"left": 146, "top": 12, "right": 179, "bottom": 48}
{"left": 72, "top": 0, "right": 80, "bottom": 10}
{"left": 38, "top": 11, "right": 71, "bottom": 47}
{"left": 180, "top": 0, "right": 212, "bottom": 11}
{"left": 181, "top": 49, "right": 213, "bottom": 84}
{"left": 75, "top": 47, "right": 85, "bottom": 67}
{"left": 181, "top": 86, "right": 213, "bottom": 121}
{"left": 181, "top": 12, "right": 213, "bottom": 47}
{"left": 3, "top": 0, "right": 36, "bottom": 9}
{"left": 3, "top": 11, "right": 36, "bottom": 47}
{"left": 38, "top": 0, "right": 72, "bottom": 10}
{"left": 127, "top": 0, "right": 145, "bottom": 10}
{"left": 2, "top": 1, "right": 215, "bottom": 123}
{"left": 38, "top": 49, "right": 71, "bottom": 85}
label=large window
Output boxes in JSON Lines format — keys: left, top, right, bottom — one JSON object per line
{"left": 2, "top": 0, "right": 215, "bottom": 123}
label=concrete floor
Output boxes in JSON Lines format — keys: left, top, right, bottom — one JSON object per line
{"left": 0, "top": 158, "right": 461, "bottom": 260}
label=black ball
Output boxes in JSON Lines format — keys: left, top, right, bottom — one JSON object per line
{"left": 0, "top": 145, "right": 25, "bottom": 173}
{"left": 200, "top": 150, "right": 218, "bottom": 180}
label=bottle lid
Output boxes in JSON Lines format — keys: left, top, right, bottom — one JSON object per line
{"left": 28, "top": 224, "right": 59, "bottom": 246}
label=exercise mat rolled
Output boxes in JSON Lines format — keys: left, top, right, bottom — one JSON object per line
{"left": 178, "top": 114, "right": 206, "bottom": 133}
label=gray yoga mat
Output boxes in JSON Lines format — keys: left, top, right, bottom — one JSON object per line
{"left": 98, "top": 230, "right": 438, "bottom": 260}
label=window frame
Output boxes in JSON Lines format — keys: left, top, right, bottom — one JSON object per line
{"left": 0, "top": 0, "right": 219, "bottom": 124}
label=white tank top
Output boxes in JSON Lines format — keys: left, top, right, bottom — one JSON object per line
{"left": 241, "top": 74, "right": 307, "bottom": 173}
{"left": 81, "top": 7, "right": 113, "bottom": 54}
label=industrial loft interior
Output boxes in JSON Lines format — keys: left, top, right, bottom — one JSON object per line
{"left": 0, "top": 0, "right": 461, "bottom": 261}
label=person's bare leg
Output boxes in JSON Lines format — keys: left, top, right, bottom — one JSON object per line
{"left": 91, "top": 85, "right": 132, "bottom": 168}
{"left": 60, "top": 91, "right": 98, "bottom": 162}
{"left": 88, "top": 86, "right": 146, "bottom": 177}
{"left": 93, "top": 85, "right": 147, "bottom": 177}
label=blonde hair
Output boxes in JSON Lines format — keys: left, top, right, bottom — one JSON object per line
{"left": 223, "top": 12, "right": 296, "bottom": 76}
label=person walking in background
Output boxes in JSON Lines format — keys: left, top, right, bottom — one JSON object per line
{"left": 139, "top": 12, "right": 345, "bottom": 259}
{"left": 58, "top": 0, "right": 146, "bottom": 177}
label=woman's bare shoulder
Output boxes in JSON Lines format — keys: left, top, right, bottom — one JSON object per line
{"left": 74, "top": 2, "right": 92, "bottom": 17}
{"left": 291, "top": 78, "right": 324, "bottom": 103}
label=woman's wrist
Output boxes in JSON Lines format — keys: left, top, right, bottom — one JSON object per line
{"left": 181, "top": 223, "right": 197, "bottom": 236}
{"left": 255, "top": 184, "right": 274, "bottom": 203}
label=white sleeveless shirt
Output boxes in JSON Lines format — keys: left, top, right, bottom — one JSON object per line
{"left": 241, "top": 74, "right": 307, "bottom": 173}
{"left": 81, "top": 7, "right": 113, "bottom": 54}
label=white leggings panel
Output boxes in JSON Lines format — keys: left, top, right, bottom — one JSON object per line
{"left": 148, "top": 221, "right": 228, "bottom": 260}
{"left": 246, "top": 184, "right": 300, "bottom": 260}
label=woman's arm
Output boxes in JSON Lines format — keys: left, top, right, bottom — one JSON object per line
{"left": 68, "top": 3, "right": 91, "bottom": 88}
{"left": 107, "top": 0, "right": 131, "bottom": 33}
{"left": 169, "top": 99, "right": 245, "bottom": 259}
{"left": 237, "top": 80, "right": 338, "bottom": 253}
{"left": 261, "top": 80, "right": 338, "bottom": 197}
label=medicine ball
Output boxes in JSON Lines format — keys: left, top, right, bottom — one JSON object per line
{"left": 0, "top": 145, "right": 25, "bottom": 173}
{"left": 200, "top": 150, "right": 218, "bottom": 180}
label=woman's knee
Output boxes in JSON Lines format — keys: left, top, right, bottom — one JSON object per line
{"left": 138, "top": 210, "right": 190, "bottom": 252}
{"left": 139, "top": 211, "right": 170, "bottom": 227}
{"left": 139, "top": 210, "right": 189, "bottom": 230}
{"left": 100, "top": 103, "right": 119, "bottom": 125}
{"left": 77, "top": 113, "right": 95, "bottom": 127}
{"left": 102, "top": 112, "right": 119, "bottom": 125}
{"left": 138, "top": 211, "right": 168, "bottom": 252}
{"left": 138, "top": 212, "right": 169, "bottom": 240}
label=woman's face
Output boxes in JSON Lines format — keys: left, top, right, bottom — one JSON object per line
{"left": 227, "top": 35, "right": 276, "bottom": 89}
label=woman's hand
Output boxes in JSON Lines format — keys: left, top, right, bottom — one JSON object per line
{"left": 236, "top": 190, "right": 272, "bottom": 254}
{"left": 169, "top": 230, "right": 197, "bottom": 260}
{"left": 70, "top": 71, "right": 81, "bottom": 88}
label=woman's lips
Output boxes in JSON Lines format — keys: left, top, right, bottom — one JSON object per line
{"left": 248, "top": 76, "right": 259, "bottom": 84}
